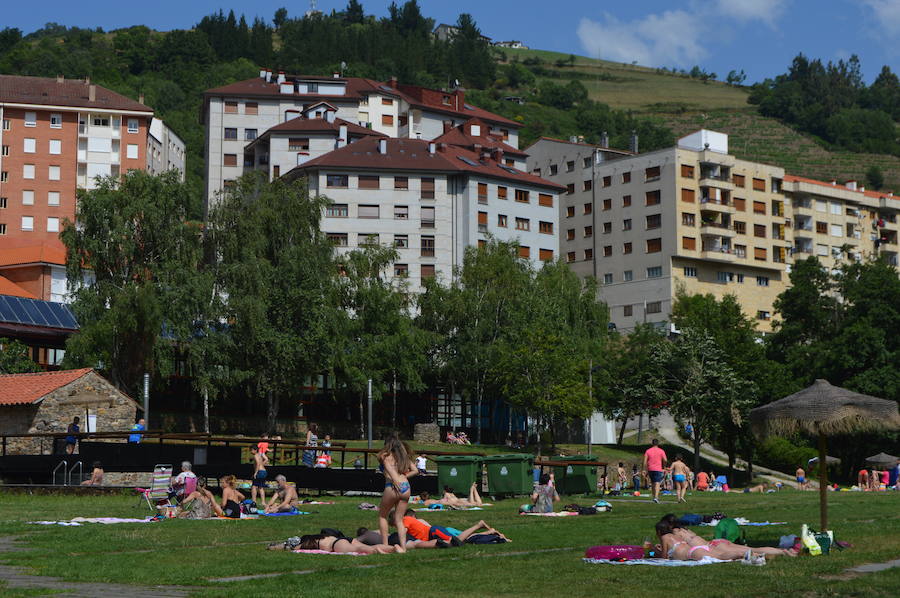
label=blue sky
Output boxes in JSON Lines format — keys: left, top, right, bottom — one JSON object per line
{"left": 6, "top": 0, "right": 899, "bottom": 83}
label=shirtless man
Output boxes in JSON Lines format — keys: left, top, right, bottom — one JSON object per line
{"left": 796, "top": 466, "right": 807, "bottom": 491}
{"left": 251, "top": 445, "right": 270, "bottom": 505}
{"left": 670, "top": 454, "right": 691, "bottom": 503}
{"left": 616, "top": 462, "right": 627, "bottom": 492}
{"left": 265, "top": 474, "right": 299, "bottom": 513}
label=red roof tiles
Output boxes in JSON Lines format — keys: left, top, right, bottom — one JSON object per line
{"left": 0, "top": 243, "right": 67, "bottom": 268}
{"left": 266, "top": 116, "right": 384, "bottom": 137}
{"left": 0, "top": 75, "right": 151, "bottom": 112}
{"left": 0, "top": 277, "right": 37, "bottom": 300}
{"left": 434, "top": 119, "right": 527, "bottom": 157}
{"left": 0, "top": 368, "right": 93, "bottom": 406}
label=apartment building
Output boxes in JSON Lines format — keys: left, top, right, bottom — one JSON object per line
{"left": 0, "top": 75, "right": 155, "bottom": 249}
{"left": 202, "top": 70, "right": 520, "bottom": 206}
{"left": 529, "top": 130, "right": 790, "bottom": 332}
{"left": 285, "top": 137, "right": 562, "bottom": 289}
{"left": 147, "top": 117, "right": 186, "bottom": 181}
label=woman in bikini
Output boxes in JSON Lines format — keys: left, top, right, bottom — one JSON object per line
{"left": 659, "top": 514, "right": 797, "bottom": 561}
{"left": 219, "top": 475, "right": 245, "bottom": 518}
{"left": 377, "top": 434, "right": 417, "bottom": 552}
{"left": 268, "top": 534, "right": 398, "bottom": 554}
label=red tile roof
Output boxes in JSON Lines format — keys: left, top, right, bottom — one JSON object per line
{"left": 266, "top": 116, "right": 384, "bottom": 137}
{"left": 526, "top": 136, "right": 635, "bottom": 155}
{"left": 784, "top": 174, "right": 899, "bottom": 201}
{"left": 433, "top": 119, "right": 527, "bottom": 157}
{"left": 0, "top": 368, "right": 93, "bottom": 406}
{"left": 0, "top": 244, "right": 67, "bottom": 268}
{"left": 0, "top": 277, "right": 37, "bottom": 300}
{"left": 287, "top": 137, "right": 564, "bottom": 191}
{"left": 0, "top": 75, "right": 151, "bottom": 112}
{"left": 395, "top": 83, "right": 519, "bottom": 127}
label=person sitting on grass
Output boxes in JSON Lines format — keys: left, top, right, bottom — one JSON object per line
{"left": 80, "top": 461, "right": 104, "bottom": 486}
{"left": 265, "top": 475, "right": 299, "bottom": 513}
{"left": 219, "top": 475, "right": 245, "bottom": 518}
{"left": 178, "top": 477, "right": 225, "bottom": 519}
{"left": 658, "top": 514, "right": 797, "bottom": 562}
{"left": 695, "top": 470, "right": 709, "bottom": 491}
{"left": 532, "top": 473, "right": 560, "bottom": 513}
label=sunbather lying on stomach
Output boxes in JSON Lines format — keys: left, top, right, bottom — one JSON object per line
{"left": 658, "top": 514, "right": 797, "bottom": 561}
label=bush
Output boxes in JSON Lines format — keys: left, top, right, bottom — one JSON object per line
{"left": 755, "top": 436, "right": 818, "bottom": 474}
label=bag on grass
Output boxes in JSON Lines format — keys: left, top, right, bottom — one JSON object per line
{"left": 677, "top": 513, "right": 703, "bottom": 526}
{"left": 241, "top": 499, "right": 258, "bottom": 514}
{"left": 714, "top": 518, "right": 746, "bottom": 544}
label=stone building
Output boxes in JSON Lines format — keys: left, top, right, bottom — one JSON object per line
{"left": 0, "top": 368, "right": 140, "bottom": 455}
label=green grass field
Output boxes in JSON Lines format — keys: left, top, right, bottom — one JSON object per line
{"left": 1, "top": 489, "right": 898, "bottom": 597}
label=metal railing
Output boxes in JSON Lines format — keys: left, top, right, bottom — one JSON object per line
{"left": 67, "top": 461, "right": 83, "bottom": 485}
{"left": 51, "top": 460, "right": 67, "bottom": 485}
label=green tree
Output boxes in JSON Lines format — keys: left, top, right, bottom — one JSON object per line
{"left": 344, "top": 0, "right": 366, "bottom": 24}
{"left": 448, "top": 13, "right": 495, "bottom": 89}
{"left": 0, "top": 338, "right": 39, "bottom": 374}
{"left": 273, "top": 7, "right": 288, "bottom": 29}
{"left": 866, "top": 165, "right": 885, "bottom": 190}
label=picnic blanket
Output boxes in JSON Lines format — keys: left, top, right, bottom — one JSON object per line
{"left": 414, "top": 505, "right": 484, "bottom": 511}
{"left": 291, "top": 549, "right": 365, "bottom": 556}
{"left": 262, "top": 511, "right": 311, "bottom": 517}
{"left": 522, "top": 511, "right": 579, "bottom": 517}
{"left": 300, "top": 500, "right": 335, "bottom": 505}
{"left": 29, "top": 517, "right": 157, "bottom": 526}
{"left": 700, "top": 518, "right": 787, "bottom": 527}
{"left": 584, "top": 556, "right": 731, "bottom": 566}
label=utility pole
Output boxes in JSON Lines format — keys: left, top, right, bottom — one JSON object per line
{"left": 366, "top": 379, "right": 373, "bottom": 449}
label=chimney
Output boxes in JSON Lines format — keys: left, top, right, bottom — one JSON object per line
{"left": 138, "top": 93, "right": 145, "bottom": 105}
{"left": 428, "top": 142, "right": 436, "bottom": 154}
{"left": 265, "top": 69, "right": 272, "bottom": 83}
{"left": 629, "top": 130, "right": 638, "bottom": 154}
{"left": 56, "top": 74, "right": 64, "bottom": 84}
{"left": 473, "top": 143, "right": 482, "bottom": 153}
{"left": 491, "top": 147, "right": 503, "bottom": 162}
{"left": 338, "top": 125, "right": 348, "bottom": 148}
{"left": 89, "top": 84, "right": 96, "bottom": 102}
{"left": 845, "top": 180, "right": 857, "bottom": 191}
{"left": 85, "top": 76, "right": 91, "bottom": 85}
{"left": 569, "top": 135, "right": 578, "bottom": 143}
{"left": 277, "top": 71, "right": 286, "bottom": 84}
{"left": 830, "top": 180, "right": 837, "bottom": 185}
{"left": 378, "top": 138, "right": 387, "bottom": 154}
{"left": 437, "top": 143, "right": 447, "bottom": 153}
{"left": 453, "top": 87, "right": 466, "bottom": 111}
{"left": 260, "top": 68, "right": 267, "bottom": 79}
{"left": 860, "top": 186, "right": 866, "bottom": 192}
{"left": 600, "top": 131, "right": 609, "bottom": 148}
{"left": 333, "top": 72, "right": 340, "bottom": 79}
{"left": 388, "top": 76, "right": 398, "bottom": 89}
{"left": 326, "top": 110, "right": 336, "bottom": 123}
{"left": 443, "top": 121, "right": 452, "bottom": 134}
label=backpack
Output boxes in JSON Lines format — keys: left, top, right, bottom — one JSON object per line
{"left": 714, "top": 518, "right": 746, "bottom": 544}
{"left": 677, "top": 513, "right": 703, "bottom": 526}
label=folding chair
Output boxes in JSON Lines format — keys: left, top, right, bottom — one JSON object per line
{"left": 136, "top": 464, "right": 173, "bottom": 511}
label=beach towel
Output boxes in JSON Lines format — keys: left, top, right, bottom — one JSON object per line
{"left": 700, "top": 518, "right": 787, "bottom": 527}
{"left": 29, "top": 517, "right": 157, "bottom": 526}
{"left": 414, "top": 505, "right": 485, "bottom": 511}
{"left": 300, "top": 500, "right": 335, "bottom": 505}
{"left": 262, "top": 510, "right": 311, "bottom": 516}
{"left": 584, "top": 556, "right": 731, "bottom": 566}
{"left": 292, "top": 549, "right": 365, "bottom": 556}
{"left": 522, "top": 511, "right": 579, "bottom": 517}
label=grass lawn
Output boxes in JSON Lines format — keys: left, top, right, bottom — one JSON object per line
{"left": 1, "top": 490, "right": 898, "bottom": 597}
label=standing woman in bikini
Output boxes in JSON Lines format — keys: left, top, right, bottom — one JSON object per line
{"left": 377, "top": 434, "right": 417, "bottom": 552}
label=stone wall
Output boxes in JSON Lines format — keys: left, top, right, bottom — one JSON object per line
{"left": 414, "top": 423, "right": 440, "bottom": 443}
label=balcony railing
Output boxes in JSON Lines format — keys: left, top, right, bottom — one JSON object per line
{"left": 700, "top": 197, "right": 731, "bottom": 206}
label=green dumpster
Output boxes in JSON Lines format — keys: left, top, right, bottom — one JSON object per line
{"left": 484, "top": 454, "right": 534, "bottom": 495}
{"left": 551, "top": 455, "right": 599, "bottom": 494}
{"left": 434, "top": 455, "right": 482, "bottom": 495}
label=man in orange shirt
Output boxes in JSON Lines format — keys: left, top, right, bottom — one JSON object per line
{"left": 695, "top": 470, "right": 709, "bottom": 491}
{"left": 642, "top": 438, "right": 668, "bottom": 504}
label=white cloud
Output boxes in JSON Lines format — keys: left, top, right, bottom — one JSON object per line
{"left": 861, "top": 0, "right": 900, "bottom": 36}
{"left": 577, "top": 11, "right": 708, "bottom": 68}
{"left": 714, "top": 0, "right": 788, "bottom": 27}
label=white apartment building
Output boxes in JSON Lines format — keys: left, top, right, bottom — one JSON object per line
{"left": 147, "top": 117, "right": 186, "bottom": 181}
{"left": 285, "top": 137, "right": 562, "bottom": 289}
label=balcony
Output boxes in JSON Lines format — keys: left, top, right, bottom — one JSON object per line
{"left": 792, "top": 201, "right": 814, "bottom": 216}
{"left": 699, "top": 221, "right": 735, "bottom": 237}
{"left": 698, "top": 174, "right": 734, "bottom": 191}
{"left": 699, "top": 197, "right": 734, "bottom": 214}
{"left": 700, "top": 244, "right": 736, "bottom": 263}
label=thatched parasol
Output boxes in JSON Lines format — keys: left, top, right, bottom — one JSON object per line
{"left": 750, "top": 379, "right": 900, "bottom": 531}
{"left": 865, "top": 452, "right": 899, "bottom": 468}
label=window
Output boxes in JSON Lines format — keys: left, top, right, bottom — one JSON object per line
{"left": 126, "top": 144, "right": 139, "bottom": 160}
{"left": 830, "top": 223, "right": 842, "bottom": 237}
{"left": 681, "top": 188, "right": 695, "bottom": 203}
{"left": 757, "top": 310, "right": 771, "bottom": 321}
{"left": 538, "top": 193, "right": 553, "bottom": 207}
{"left": 285, "top": 110, "right": 300, "bottom": 122}
{"left": 421, "top": 236, "right": 435, "bottom": 257}
{"left": 624, "top": 270, "right": 633, "bottom": 281}
{"left": 752, "top": 178, "right": 765, "bottom": 191}
{"left": 50, "top": 114, "right": 62, "bottom": 128}
{"left": 394, "top": 205, "right": 409, "bottom": 219}
{"left": 829, "top": 201, "right": 842, "bottom": 216}
{"left": 358, "top": 175, "right": 380, "bottom": 189}
{"left": 646, "top": 301, "right": 662, "bottom": 314}
{"left": 647, "top": 266, "right": 662, "bottom": 278}
{"left": 539, "top": 221, "right": 553, "bottom": 234}
{"left": 756, "top": 276, "right": 769, "bottom": 287}
{"left": 245, "top": 102, "right": 258, "bottom": 115}
{"left": 733, "top": 221, "right": 746, "bottom": 235}
{"left": 734, "top": 244, "right": 747, "bottom": 258}
{"left": 394, "top": 263, "right": 409, "bottom": 277}
{"left": 223, "top": 179, "right": 235, "bottom": 190}
{"left": 602, "top": 221, "right": 612, "bottom": 234}
{"left": 623, "top": 304, "right": 633, "bottom": 316}
{"left": 645, "top": 166, "right": 661, "bottom": 180}
{"left": 681, "top": 164, "right": 695, "bottom": 178}
{"left": 815, "top": 200, "right": 827, "bottom": 213}
{"left": 622, "top": 172, "right": 631, "bottom": 183}
{"left": 0, "top": 224, "right": 5, "bottom": 235}
{"left": 498, "top": 186, "right": 508, "bottom": 200}
{"left": 224, "top": 128, "right": 238, "bottom": 139}
{"left": 21, "top": 216, "right": 34, "bottom": 231}
{"left": 273, "top": 165, "right": 280, "bottom": 178}
{"left": 126, "top": 118, "right": 139, "bottom": 133}
{"left": 515, "top": 189, "right": 529, "bottom": 203}
{"left": 393, "top": 176, "right": 408, "bottom": 190}
{"left": 421, "top": 178, "right": 435, "bottom": 199}
{"left": 584, "top": 225, "right": 593, "bottom": 237}
{"left": 224, "top": 101, "right": 238, "bottom": 114}
{"left": 421, "top": 206, "right": 435, "bottom": 227}
{"left": 623, "top": 242, "right": 632, "bottom": 254}
{"left": 603, "top": 273, "right": 614, "bottom": 284}
{"left": 22, "top": 190, "right": 34, "bottom": 205}
{"left": 420, "top": 264, "right": 436, "bottom": 280}
{"left": 581, "top": 203, "right": 592, "bottom": 216}
{"left": 646, "top": 214, "right": 661, "bottom": 229}
{"left": 603, "top": 198, "right": 612, "bottom": 210}
{"left": 566, "top": 228, "right": 575, "bottom": 240}
{"left": 358, "top": 205, "right": 380, "bottom": 218}
{"left": 288, "top": 138, "right": 310, "bottom": 151}
{"left": 715, "top": 271, "right": 731, "bottom": 283}
{"left": 1, "top": 172, "right": 7, "bottom": 182}
{"left": 23, "top": 164, "right": 34, "bottom": 179}
{"left": 223, "top": 154, "right": 238, "bottom": 167}
{"left": 48, "top": 166, "right": 60, "bottom": 181}
{"left": 603, "top": 245, "right": 612, "bottom": 257}
{"left": 382, "top": 97, "right": 394, "bottom": 106}
{"left": 46, "top": 217, "right": 59, "bottom": 233}
{"left": 566, "top": 206, "right": 575, "bottom": 218}
{"left": 622, "top": 195, "right": 631, "bottom": 207}
{"left": 478, "top": 213, "right": 489, "bottom": 232}
{"left": 566, "top": 160, "right": 575, "bottom": 172}
{"left": 816, "top": 221, "right": 828, "bottom": 234}
{"left": 2, "top": 119, "right": 8, "bottom": 130}
{"left": 736, "top": 274, "right": 745, "bottom": 283}
{"left": 327, "top": 174, "right": 349, "bottom": 187}
{"left": 515, "top": 217, "right": 530, "bottom": 231}
{"left": 583, "top": 180, "right": 593, "bottom": 192}
{"left": 733, "top": 197, "right": 746, "bottom": 211}
{"left": 23, "top": 138, "right": 36, "bottom": 153}
{"left": 817, "top": 243, "right": 829, "bottom": 256}
{"left": 754, "top": 247, "right": 767, "bottom": 261}
{"left": 245, "top": 129, "right": 257, "bottom": 140}
{"left": 0, "top": 145, "right": 6, "bottom": 156}
{"left": 623, "top": 219, "right": 632, "bottom": 231}
{"left": 498, "top": 214, "right": 508, "bottom": 227}
{"left": 646, "top": 190, "right": 661, "bottom": 206}
{"left": 733, "top": 174, "right": 745, "bottom": 187}
{"left": 359, "top": 233, "right": 379, "bottom": 246}
{"left": 682, "top": 213, "right": 696, "bottom": 227}
{"left": 567, "top": 251, "right": 576, "bottom": 262}
{"left": 602, "top": 175, "right": 611, "bottom": 187}
{"left": 682, "top": 236, "right": 696, "bottom": 250}
{"left": 519, "top": 246, "right": 531, "bottom": 258}
{"left": 646, "top": 238, "right": 662, "bottom": 253}
{"left": 566, "top": 183, "right": 575, "bottom": 195}
{"left": 683, "top": 267, "right": 697, "bottom": 277}
{"left": 327, "top": 233, "right": 348, "bottom": 246}
{"left": 583, "top": 157, "right": 592, "bottom": 168}
{"left": 540, "top": 248, "right": 554, "bottom": 261}
{"left": 49, "top": 139, "right": 61, "bottom": 154}
{"left": 753, "top": 200, "right": 766, "bottom": 214}
{"left": 584, "top": 248, "right": 593, "bottom": 260}
{"left": 24, "top": 112, "right": 36, "bottom": 127}
{"left": 0, "top": 197, "right": 6, "bottom": 208}
{"left": 478, "top": 183, "right": 488, "bottom": 202}
{"left": 326, "top": 203, "right": 348, "bottom": 218}
{"left": 382, "top": 114, "right": 394, "bottom": 126}
{"left": 754, "top": 224, "right": 766, "bottom": 238}
{"left": 549, "top": 164, "right": 558, "bottom": 175}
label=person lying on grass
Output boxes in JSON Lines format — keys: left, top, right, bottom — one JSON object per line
{"left": 396, "top": 511, "right": 510, "bottom": 545}
{"left": 264, "top": 475, "right": 299, "bottom": 513}
{"left": 413, "top": 483, "right": 487, "bottom": 508}
{"left": 177, "top": 477, "right": 225, "bottom": 519}
{"left": 268, "top": 534, "right": 399, "bottom": 554}
{"left": 656, "top": 514, "right": 797, "bottom": 562}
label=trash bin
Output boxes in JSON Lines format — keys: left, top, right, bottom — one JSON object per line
{"left": 484, "top": 454, "right": 534, "bottom": 495}
{"left": 551, "top": 455, "right": 599, "bottom": 494}
{"left": 434, "top": 455, "right": 482, "bottom": 495}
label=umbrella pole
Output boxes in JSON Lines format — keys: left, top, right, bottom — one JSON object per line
{"left": 818, "top": 432, "right": 828, "bottom": 531}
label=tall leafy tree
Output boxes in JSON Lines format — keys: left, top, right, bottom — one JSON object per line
{"left": 448, "top": 13, "right": 495, "bottom": 89}
{"left": 0, "top": 339, "right": 39, "bottom": 374}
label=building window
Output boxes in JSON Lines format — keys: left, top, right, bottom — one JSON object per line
{"left": 50, "top": 114, "right": 62, "bottom": 128}
{"left": 224, "top": 101, "right": 238, "bottom": 114}
{"left": 566, "top": 183, "right": 575, "bottom": 195}
{"left": 566, "top": 228, "right": 575, "bottom": 241}
{"left": 566, "top": 161, "right": 575, "bottom": 172}
{"left": 421, "top": 236, "right": 435, "bottom": 257}
{"left": 602, "top": 175, "right": 611, "bottom": 187}
{"left": 645, "top": 165, "right": 661, "bottom": 181}
{"left": 421, "top": 206, "right": 435, "bottom": 227}
{"left": 567, "top": 251, "right": 576, "bottom": 262}
{"left": 733, "top": 197, "right": 746, "bottom": 211}
{"left": 684, "top": 267, "right": 697, "bottom": 277}
{"left": 681, "top": 164, "right": 695, "bottom": 178}
{"left": 584, "top": 248, "right": 593, "bottom": 260}
{"left": 126, "top": 144, "right": 139, "bottom": 160}
{"left": 223, "top": 179, "right": 235, "bottom": 190}
{"left": 421, "top": 178, "right": 435, "bottom": 199}
{"left": 1, "top": 145, "right": 6, "bottom": 156}
{"left": 646, "top": 190, "right": 661, "bottom": 206}
{"left": 245, "top": 129, "right": 257, "bottom": 140}
{"left": 754, "top": 224, "right": 766, "bottom": 238}
{"left": 830, "top": 223, "right": 843, "bottom": 237}
{"left": 682, "top": 213, "right": 695, "bottom": 227}
{"left": 515, "top": 189, "right": 529, "bottom": 203}
{"left": 539, "top": 248, "right": 554, "bottom": 261}
{"left": 224, "top": 154, "right": 238, "bottom": 167}
{"left": 327, "top": 174, "right": 349, "bottom": 187}
{"left": 394, "top": 263, "right": 409, "bottom": 277}
{"left": 623, "top": 195, "right": 631, "bottom": 207}
{"left": 623, "top": 304, "right": 633, "bottom": 316}
{"left": 478, "top": 183, "right": 488, "bottom": 203}
{"left": 646, "top": 238, "right": 662, "bottom": 253}
{"left": 757, "top": 276, "right": 769, "bottom": 286}
{"left": 647, "top": 266, "right": 662, "bottom": 278}
{"left": 0, "top": 223, "right": 5, "bottom": 235}
{"left": 566, "top": 206, "right": 575, "bottom": 218}
{"left": 757, "top": 310, "right": 771, "bottom": 321}
{"left": 326, "top": 204, "right": 348, "bottom": 217}
{"left": 394, "top": 205, "right": 409, "bottom": 219}
{"left": 549, "top": 164, "right": 558, "bottom": 175}
{"left": 584, "top": 225, "right": 593, "bottom": 237}
{"left": 22, "top": 190, "right": 34, "bottom": 205}
{"left": 127, "top": 118, "right": 139, "bottom": 133}
{"left": 358, "top": 204, "right": 380, "bottom": 218}
{"left": 603, "top": 273, "right": 614, "bottom": 284}
{"left": 0, "top": 197, "right": 6, "bottom": 208}
{"left": 646, "top": 214, "right": 661, "bottom": 229}
{"left": 623, "top": 242, "right": 632, "bottom": 254}
{"left": 288, "top": 138, "right": 310, "bottom": 151}
{"left": 93, "top": 116, "right": 110, "bottom": 127}
{"left": 498, "top": 214, "right": 508, "bottom": 227}
{"left": 733, "top": 221, "right": 746, "bottom": 235}
{"left": 646, "top": 301, "right": 662, "bottom": 314}
{"left": 2, "top": 119, "right": 8, "bottom": 130}
{"left": 21, "top": 216, "right": 34, "bottom": 231}
{"left": 539, "top": 193, "right": 553, "bottom": 207}
{"left": 681, "top": 188, "right": 695, "bottom": 203}
{"left": 583, "top": 157, "right": 592, "bottom": 168}
{"left": 273, "top": 165, "right": 280, "bottom": 178}
{"left": 602, "top": 221, "right": 612, "bottom": 234}
{"left": 583, "top": 180, "right": 593, "bottom": 192}
{"left": 382, "top": 114, "right": 394, "bottom": 126}
{"left": 394, "top": 234, "right": 409, "bottom": 248}
{"left": 515, "top": 217, "right": 530, "bottom": 231}
{"left": 23, "top": 164, "right": 35, "bottom": 179}
{"left": 734, "top": 244, "right": 747, "bottom": 258}
{"left": 622, "top": 172, "right": 631, "bottom": 183}
{"left": 539, "top": 221, "right": 553, "bottom": 234}
{"left": 682, "top": 236, "right": 696, "bottom": 250}
{"left": 623, "top": 219, "right": 632, "bottom": 231}
{"left": 519, "top": 246, "right": 531, "bottom": 258}
{"left": 624, "top": 270, "right": 633, "bottom": 281}
{"left": 245, "top": 102, "right": 258, "bottom": 115}
{"left": 394, "top": 176, "right": 408, "bottom": 190}
{"left": 754, "top": 247, "right": 767, "bottom": 261}
{"left": 733, "top": 174, "right": 745, "bottom": 187}
{"left": 498, "top": 186, "right": 508, "bottom": 200}
{"left": 244, "top": 153, "right": 255, "bottom": 167}
{"left": 46, "top": 217, "right": 60, "bottom": 233}
{"left": 603, "top": 245, "right": 612, "bottom": 257}
{"left": 48, "top": 166, "right": 61, "bottom": 181}
{"left": 23, "top": 138, "right": 36, "bottom": 153}
{"left": 49, "top": 139, "right": 62, "bottom": 154}
{"left": 815, "top": 221, "right": 828, "bottom": 234}
{"left": 358, "top": 175, "right": 380, "bottom": 189}
{"left": 603, "top": 198, "right": 612, "bottom": 210}
{"left": 327, "top": 233, "right": 348, "bottom": 246}
{"left": 753, "top": 200, "right": 766, "bottom": 214}
{"left": 359, "top": 233, "right": 379, "bottom": 246}
{"left": 716, "top": 271, "right": 732, "bottom": 283}
{"left": 752, "top": 177, "right": 765, "bottom": 191}
{"left": 382, "top": 97, "right": 394, "bottom": 106}
{"left": 24, "top": 112, "right": 36, "bottom": 127}
{"left": 0, "top": 172, "right": 7, "bottom": 182}
{"left": 224, "top": 128, "right": 238, "bottom": 139}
